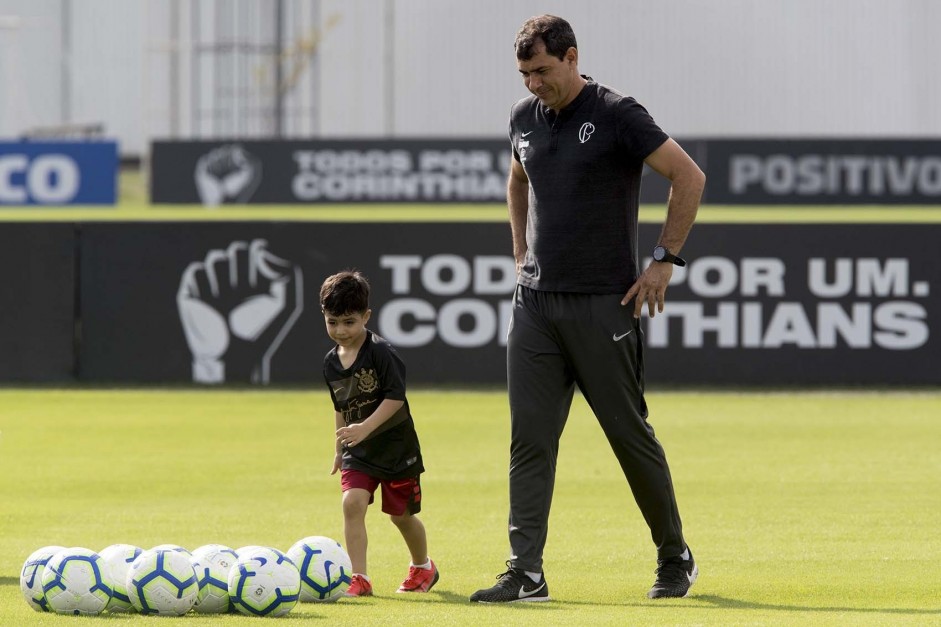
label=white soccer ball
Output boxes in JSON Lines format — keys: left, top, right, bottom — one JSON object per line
{"left": 99, "top": 544, "right": 143, "bottom": 613}
{"left": 287, "top": 536, "right": 353, "bottom": 602}
{"left": 236, "top": 544, "right": 267, "bottom": 556}
{"left": 39, "top": 547, "right": 113, "bottom": 615}
{"left": 191, "top": 544, "right": 239, "bottom": 614}
{"left": 126, "top": 549, "right": 199, "bottom": 615}
{"left": 151, "top": 543, "right": 192, "bottom": 556}
{"left": 20, "top": 545, "right": 67, "bottom": 612}
{"left": 228, "top": 546, "right": 301, "bottom": 617}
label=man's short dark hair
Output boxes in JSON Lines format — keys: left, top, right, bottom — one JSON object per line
{"left": 515, "top": 14, "right": 577, "bottom": 61}
{"left": 320, "top": 270, "right": 370, "bottom": 315}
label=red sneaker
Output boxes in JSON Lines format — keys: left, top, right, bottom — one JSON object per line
{"left": 345, "top": 574, "right": 373, "bottom": 597}
{"left": 397, "top": 559, "right": 440, "bottom": 593}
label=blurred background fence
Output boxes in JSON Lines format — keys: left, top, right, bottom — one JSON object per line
{"left": 3, "top": 0, "right": 941, "bottom": 157}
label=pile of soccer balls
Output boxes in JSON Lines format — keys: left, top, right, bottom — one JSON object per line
{"left": 20, "top": 536, "right": 352, "bottom": 617}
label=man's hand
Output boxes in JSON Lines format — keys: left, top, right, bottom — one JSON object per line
{"left": 622, "top": 262, "right": 674, "bottom": 318}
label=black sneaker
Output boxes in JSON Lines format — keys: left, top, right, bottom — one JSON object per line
{"left": 470, "top": 563, "right": 550, "bottom": 603}
{"left": 647, "top": 548, "right": 698, "bottom": 599}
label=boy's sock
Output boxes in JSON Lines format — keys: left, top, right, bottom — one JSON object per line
{"left": 411, "top": 559, "right": 432, "bottom": 570}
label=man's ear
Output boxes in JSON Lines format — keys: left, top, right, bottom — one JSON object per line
{"left": 566, "top": 46, "right": 578, "bottom": 65}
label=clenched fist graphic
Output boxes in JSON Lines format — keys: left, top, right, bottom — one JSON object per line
{"left": 177, "top": 239, "right": 303, "bottom": 384}
{"left": 194, "top": 144, "right": 262, "bottom": 206}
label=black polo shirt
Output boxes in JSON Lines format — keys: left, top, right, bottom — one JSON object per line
{"left": 509, "top": 80, "right": 669, "bottom": 294}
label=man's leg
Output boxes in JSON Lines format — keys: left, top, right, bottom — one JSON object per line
{"left": 561, "top": 294, "right": 686, "bottom": 559}
{"left": 506, "top": 287, "right": 575, "bottom": 573}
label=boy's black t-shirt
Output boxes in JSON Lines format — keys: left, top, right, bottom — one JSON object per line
{"left": 323, "top": 330, "right": 424, "bottom": 480}
{"left": 509, "top": 80, "right": 670, "bottom": 294}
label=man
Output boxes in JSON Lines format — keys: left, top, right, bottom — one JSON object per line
{"left": 470, "top": 15, "right": 705, "bottom": 603}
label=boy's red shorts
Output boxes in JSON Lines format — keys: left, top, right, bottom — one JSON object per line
{"left": 340, "top": 469, "right": 422, "bottom": 516}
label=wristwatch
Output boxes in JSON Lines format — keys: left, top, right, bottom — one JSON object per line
{"left": 652, "top": 245, "right": 687, "bottom": 267}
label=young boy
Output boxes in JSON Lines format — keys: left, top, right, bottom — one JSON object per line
{"left": 320, "top": 270, "right": 438, "bottom": 597}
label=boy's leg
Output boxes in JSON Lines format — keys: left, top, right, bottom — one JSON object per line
{"left": 342, "top": 488, "right": 371, "bottom": 574}
{"left": 384, "top": 478, "right": 438, "bottom": 593}
{"left": 341, "top": 469, "right": 381, "bottom": 575}
{"left": 390, "top": 513, "right": 428, "bottom": 565}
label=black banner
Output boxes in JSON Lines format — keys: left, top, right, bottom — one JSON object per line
{"left": 78, "top": 223, "right": 514, "bottom": 384}
{"left": 150, "top": 140, "right": 512, "bottom": 205}
{"left": 707, "top": 139, "right": 941, "bottom": 204}
{"left": 0, "top": 224, "right": 75, "bottom": 381}
{"left": 77, "top": 222, "right": 940, "bottom": 386}
{"left": 151, "top": 138, "right": 941, "bottom": 205}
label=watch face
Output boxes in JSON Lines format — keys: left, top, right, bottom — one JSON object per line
{"left": 653, "top": 246, "right": 666, "bottom": 261}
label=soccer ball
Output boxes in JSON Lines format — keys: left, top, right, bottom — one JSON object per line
{"left": 151, "top": 543, "right": 192, "bottom": 556}
{"left": 40, "top": 547, "right": 113, "bottom": 615}
{"left": 287, "top": 536, "right": 352, "bottom": 602}
{"left": 235, "top": 544, "right": 267, "bottom": 556}
{"left": 126, "top": 549, "right": 199, "bottom": 615}
{"left": 228, "top": 546, "right": 300, "bottom": 617}
{"left": 20, "top": 545, "right": 66, "bottom": 612}
{"left": 191, "top": 544, "right": 239, "bottom": 614}
{"left": 99, "top": 544, "right": 143, "bottom": 613}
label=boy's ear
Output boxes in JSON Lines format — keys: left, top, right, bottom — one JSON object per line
{"left": 363, "top": 309, "right": 372, "bottom": 324}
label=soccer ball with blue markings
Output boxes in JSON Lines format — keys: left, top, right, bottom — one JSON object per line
{"left": 19, "top": 545, "right": 66, "bottom": 612}
{"left": 126, "top": 548, "right": 199, "bottom": 615}
{"left": 39, "top": 547, "right": 113, "bottom": 615}
{"left": 151, "top": 543, "right": 192, "bottom": 556}
{"left": 99, "top": 544, "right": 143, "bottom": 613}
{"left": 228, "top": 546, "right": 300, "bottom": 617}
{"left": 191, "top": 544, "right": 239, "bottom": 614}
{"left": 287, "top": 536, "right": 352, "bottom": 602}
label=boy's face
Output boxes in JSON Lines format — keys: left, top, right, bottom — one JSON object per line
{"left": 323, "top": 309, "right": 371, "bottom": 349}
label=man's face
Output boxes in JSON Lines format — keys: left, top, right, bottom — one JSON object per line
{"left": 517, "top": 41, "right": 579, "bottom": 111}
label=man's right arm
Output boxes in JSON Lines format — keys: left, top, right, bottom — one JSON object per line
{"left": 507, "top": 157, "right": 530, "bottom": 272}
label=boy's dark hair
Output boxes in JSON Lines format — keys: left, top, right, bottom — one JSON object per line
{"left": 515, "top": 14, "right": 577, "bottom": 61}
{"left": 320, "top": 270, "right": 370, "bottom": 315}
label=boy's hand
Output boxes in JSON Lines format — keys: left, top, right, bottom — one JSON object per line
{"left": 336, "top": 422, "right": 371, "bottom": 448}
{"left": 330, "top": 452, "right": 342, "bottom": 475}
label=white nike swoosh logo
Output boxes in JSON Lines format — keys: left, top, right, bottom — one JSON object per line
{"left": 521, "top": 131, "right": 533, "bottom": 137}
{"left": 518, "top": 581, "right": 545, "bottom": 599}
{"left": 612, "top": 330, "right": 633, "bottom": 341}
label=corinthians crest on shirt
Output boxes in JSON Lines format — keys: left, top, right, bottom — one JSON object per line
{"left": 354, "top": 368, "right": 379, "bottom": 394}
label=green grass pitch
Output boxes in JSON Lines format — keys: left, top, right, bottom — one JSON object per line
{"left": 0, "top": 169, "right": 939, "bottom": 223}
{"left": 1, "top": 388, "right": 939, "bottom": 625}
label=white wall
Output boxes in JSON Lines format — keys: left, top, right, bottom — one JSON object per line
{"left": 1, "top": 0, "right": 939, "bottom": 157}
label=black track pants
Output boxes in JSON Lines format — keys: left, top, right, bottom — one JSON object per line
{"left": 506, "top": 285, "right": 686, "bottom": 572}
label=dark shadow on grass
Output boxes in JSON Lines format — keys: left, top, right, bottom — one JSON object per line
{"left": 695, "top": 595, "right": 941, "bottom": 616}
{"left": 0, "top": 576, "right": 19, "bottom": 586}
{"left": 560, "top": 594, "right": 941, "bottom": 616}
{"left": 382, "top": 588, "right": 560, "bottom": 608}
